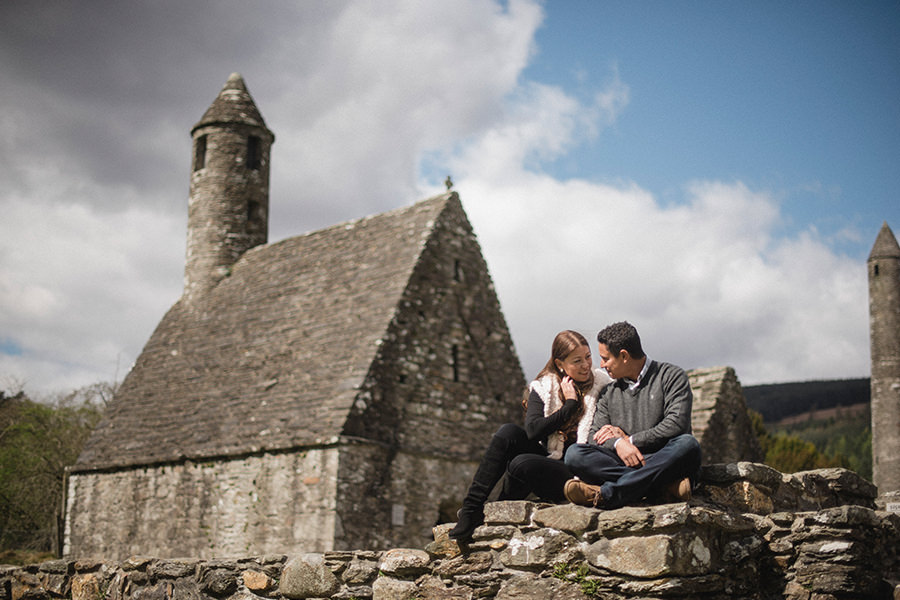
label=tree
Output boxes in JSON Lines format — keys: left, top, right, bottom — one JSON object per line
{"left": 0, "top": 382, "right": 110, "bottom": 557}
{"left": 749, "top": 407, "right": 870, "bottom": 477}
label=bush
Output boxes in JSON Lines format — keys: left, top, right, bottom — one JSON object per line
{"left": 0, "top": 382, "right": 109, "bottom": 555}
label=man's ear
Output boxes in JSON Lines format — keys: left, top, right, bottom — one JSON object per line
{"left": 620, "top": 349, "right": 632, "bottom": 362}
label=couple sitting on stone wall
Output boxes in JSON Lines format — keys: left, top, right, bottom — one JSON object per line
{"left": 448, "top": 321, "right": 702, "bottom": 542}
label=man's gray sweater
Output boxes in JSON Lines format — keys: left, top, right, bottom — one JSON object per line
{"left": 588, "top": 360, "right": 693, "bottom": 453}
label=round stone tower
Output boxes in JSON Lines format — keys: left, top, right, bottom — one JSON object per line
{"left": 867, "top": 221, "right": 900, "bottom": 494}
{"left": 184, "top": 73, "right": 275, "bottom": 301}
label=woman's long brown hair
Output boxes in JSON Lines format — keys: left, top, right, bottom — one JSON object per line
{"left": 522, "top": 330, "right": 595, "bottom": 422}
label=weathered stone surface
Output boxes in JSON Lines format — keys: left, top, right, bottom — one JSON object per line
{"left": 371, "top": 575, "right": 417, "bottom": 600}
{"left": 8, "top": 464, "right": 900, "bottom": 600}
{"left": 592, "top": 504, "right": 670, "bottom": 537}
{"left": 426, "top": 524, "right": 462, "bottom": 559}
{"left": 339, "top": 557, "right": 378, "bottom": 584}
{"left": 378, "top": 549, "right": 430, "bottom": 576}
{"left": 698, "top": 463, "right": 878, "bottom": 515}
{"left": 433, "top": 551, "right": 493, "bottom": 578}
{"left": 279, "top": 554, "right": 339, "bottom": 599}
{"left": 199, "top": 568, "right": 237, "bottom": 596}
{"left": 494, "top": 573, "right": 588, "bottom": 599}
{"left": 689, "top": 366, "right": 764, "bottom": 465}
{"left": 702, "top": 461, "right": 784, "bottom": 486}
{"left": 483, "top": 501, "right": 538, "bottom": 525}
{"left": 532, "top": 504, "right": 596, "bottom": 533}
{"left": 499, "top": 529, "right": 580, "bottom": 569}
{"left": 149, "top": 558, "right": 196, "bottom": 579}
{"left": 415, "top": 575, "right": 474, "bottom": 599}
{"left": 586, "top": 531, "right": 714, "bottom": 578}
{"left": 70, "top": 573, "right": 100, "bottom": 600}
{"left": 240, "top": 570, "right": 273, "bottom": 592}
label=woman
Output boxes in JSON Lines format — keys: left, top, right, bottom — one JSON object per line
{"left": 448, "top": 330, "right": 612, "bottom": 541}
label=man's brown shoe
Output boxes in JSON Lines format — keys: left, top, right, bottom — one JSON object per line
{"left": 663, "top": 477, "right": 692, "bottom": 502}
{"left": 564, "top": 479, "right": 605, "bottom": 507}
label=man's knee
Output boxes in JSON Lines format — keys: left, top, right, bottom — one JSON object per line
{"left": 668, "top": 434, "right": 702, "bottom": 466}
{"left": 672, "top": 433, "right": 700, "bottom": 453}
{"left": 564, "top": 443, "right": 593, "bottom": 469}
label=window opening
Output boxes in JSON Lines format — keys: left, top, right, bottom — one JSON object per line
{"left": 247, "top": 135, "right": 261, "bottom": 170}
{"left": 193, "top": 135, "right": 207, "bottom": 171}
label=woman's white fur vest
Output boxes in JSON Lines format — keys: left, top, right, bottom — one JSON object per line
{"left": 529, "top": 367, "right": 610, "bottom": 460}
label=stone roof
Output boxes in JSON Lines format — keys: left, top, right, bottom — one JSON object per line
{"left": 869, "top": 221, "right": 900, "bottom": 260}
{"left": 74, "top": 193, "right": 462, "bottom": 472}
{"left": 192, "top": 72, "right": 273, "bottom": 137}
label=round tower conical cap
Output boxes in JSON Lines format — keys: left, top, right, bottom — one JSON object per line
{"left": 869, "top": 222, "right": 900, "bottom": 261}
{"left": 191, "top": 72, "right": 273, "bottom": 137}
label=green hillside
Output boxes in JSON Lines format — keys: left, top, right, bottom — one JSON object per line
{"left": 743, "top": 378, "right": 872, "bottom": 481}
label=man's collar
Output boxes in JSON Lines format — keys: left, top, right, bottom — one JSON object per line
{"left": 625, "top": 357, "right": 650, "bottom": 390}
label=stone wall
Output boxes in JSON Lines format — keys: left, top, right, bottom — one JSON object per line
{"left": 15, "top": 464, "right": 898, "bottom": 600}
{"left": 689, "top": 367, "right": 764, "bottom": 465}
{"left": 64, "top": 448, "right": 341, "bottom": 559}
{"left": 65, "top": 443, "right": 481, "bottom": 560}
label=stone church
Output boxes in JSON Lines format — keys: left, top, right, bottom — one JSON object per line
{"left": 64, "top": 74, "right": 767, "bottom": 561}
{"left": 64, "top": 74, "right": 525, "bottom": 559}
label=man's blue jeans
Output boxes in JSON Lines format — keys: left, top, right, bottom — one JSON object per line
{"left": 564, "top": 434, "right": 701, "bottom": 509}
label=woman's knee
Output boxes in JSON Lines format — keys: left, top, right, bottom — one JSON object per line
{"left": 489, "top": 423, "right": 527, "bottom": 452}
{"left": 506, "top": 453, "right": 531, "bottom": 478}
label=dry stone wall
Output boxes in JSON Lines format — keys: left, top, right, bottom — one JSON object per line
{"left": 8, "top": 464, "right": 899, "bottom": 600}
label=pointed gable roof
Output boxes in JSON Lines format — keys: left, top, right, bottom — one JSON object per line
{"left": 688, "top": 365, "right": 764, "bottom": 464}
{"left": 74, "top": 193, "right": 461, "bottom": 472}
{"left": 868, "top": 222, "right": 900, "bottom": 261}
{"left": 192, "top": 72, "right": 273, "bottom": 136}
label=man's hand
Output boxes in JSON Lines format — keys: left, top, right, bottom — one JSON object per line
{"left": 593, "top": 424, "right": 626, "bottom": 445}
{"left": 615, "top": 436, "right": 645, "bottom": 468}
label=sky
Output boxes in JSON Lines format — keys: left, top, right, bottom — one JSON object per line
{"left": 1, "top": 0, "right": 898, "bottom": 398}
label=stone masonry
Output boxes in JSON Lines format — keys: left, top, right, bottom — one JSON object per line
{"left": 11, "top": 464, "right": 899, "bottom": 600}
{"left": 868, "top": 222, "right": 900, "bottom": 494}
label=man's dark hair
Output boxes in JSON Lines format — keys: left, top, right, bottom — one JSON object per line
{"left": 597, "top": 321, "right": 645, "bottom": 359}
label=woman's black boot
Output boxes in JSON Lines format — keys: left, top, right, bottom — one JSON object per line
{"left": 448, "top": 506, "right": 484, "bottom": 542}
{"left": 448, "top": 424, "right": 523, "bottom": 541}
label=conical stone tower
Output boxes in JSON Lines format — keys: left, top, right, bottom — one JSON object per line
{"left": 867, "top": 221, "right": 900, "bottom": 494}
{"left": 184, "top": 73, "right": 275, "bottom": 302}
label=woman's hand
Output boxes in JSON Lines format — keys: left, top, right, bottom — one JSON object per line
{"left": 560, "top": 375, "right": 578, "bottom": 401}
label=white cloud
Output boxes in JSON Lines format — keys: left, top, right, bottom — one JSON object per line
{"left": 457, "top": 169, "right": 868, "bottom": 384}
{"left": 264, "top": 0, "right": 544, "bottom": 237}
{"left": 0, "top": 184, "right": 183, "bottom": 394}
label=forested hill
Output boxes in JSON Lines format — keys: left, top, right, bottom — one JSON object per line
{"left": 742, "top": 378, "right": 870, "bottom": 423}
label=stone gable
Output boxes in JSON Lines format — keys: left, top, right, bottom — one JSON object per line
{"left": 689, "top": 366, "right": 764, "bottom": 465}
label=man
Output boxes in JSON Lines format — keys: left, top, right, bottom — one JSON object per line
{"left": 563, "top": 321, "right": 701, "bottom": 508}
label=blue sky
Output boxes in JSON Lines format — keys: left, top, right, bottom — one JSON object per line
{"left": 524, "top": 1, "right": 899, "bottom": 256}
{"left": 0, "top": 0, "right": 897, "bottom": 396}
